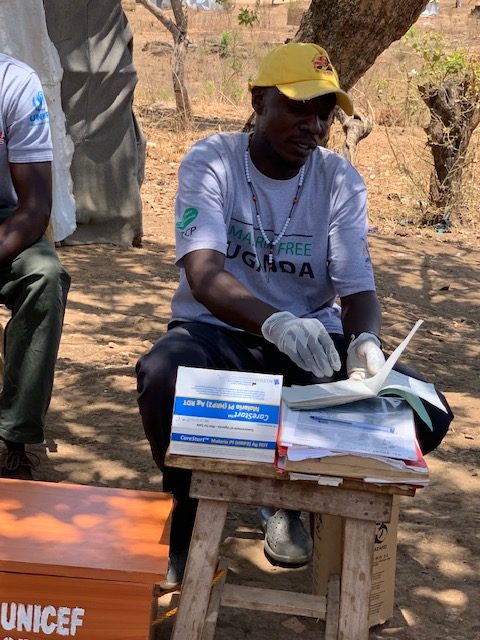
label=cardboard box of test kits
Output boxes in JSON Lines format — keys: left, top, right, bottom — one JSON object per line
{"left": 312, "top": 495, "right": 400, "bottom": 627}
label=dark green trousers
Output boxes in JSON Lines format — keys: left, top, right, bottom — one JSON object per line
{"left": 0, "top": 236, "right": 70, "bottom": 444}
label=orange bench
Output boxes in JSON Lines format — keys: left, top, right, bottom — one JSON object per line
{"left": 0, "top": 478, "right": 172, "bottom": 640}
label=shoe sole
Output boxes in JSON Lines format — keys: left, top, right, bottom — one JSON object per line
{"left": 260, "top": 509, "right": 312, "bottom": 566}
{"left": 158, "top": 577, "right": 182, "bottom": 592}
{"left": 264, "top": 538, "right": 312, "bottom": 566}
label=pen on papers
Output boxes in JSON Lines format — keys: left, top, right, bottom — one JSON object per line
{"left": 308, "top": 414, "right": 395, "bottom": 434}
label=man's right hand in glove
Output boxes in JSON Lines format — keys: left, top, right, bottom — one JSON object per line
{"left": 261, "top": 311, "right": 341, "bottom": 378}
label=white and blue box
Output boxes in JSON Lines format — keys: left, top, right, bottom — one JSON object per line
{"left": 170, "top": 366, "right": 283, "bottom": 463}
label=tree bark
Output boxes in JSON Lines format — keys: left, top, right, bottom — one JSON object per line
{"left": 136, "top": 0, "right": 183, "bottom": 39}
{"left": 295, "top": 0, "right": 429, "bottom": 90}
{"left": 418, "top": 75, "right": 480, "bottom": 225}
{"left": 336, "top": 108, "right": 373, "bottom": 164}
{"left": 136, "top": 0, "right": 192, "bottom": 123}
{"left": 172, "top": 35, "right": 192, "bottom": 123}
{"left": 170, "top": 0, "right": 191, "bottom": 123}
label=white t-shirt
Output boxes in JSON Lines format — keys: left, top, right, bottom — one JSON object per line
{"left": 0, "top": 53, "right": 53, "bottom": 209}
{"left": 172, "top": 132, "right": 375, "bottom": 334}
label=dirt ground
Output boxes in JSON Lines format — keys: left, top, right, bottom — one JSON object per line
{"left": 9, "top": 3, "right": 480, "bottom": 639}
{"left": 39, "top": 212, "right": 479, "bottom": 640}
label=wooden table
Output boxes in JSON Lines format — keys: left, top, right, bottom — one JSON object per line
{"left": 165, "top": 452, "right": 415, "bottom": 640}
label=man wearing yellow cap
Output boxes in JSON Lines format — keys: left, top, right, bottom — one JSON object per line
{"left": 137, "top": 43, "right": 453, "bottom": 588}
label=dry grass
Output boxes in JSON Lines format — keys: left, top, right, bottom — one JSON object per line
{"left": 131, "top": 2, "right": 297, "bottom": 106}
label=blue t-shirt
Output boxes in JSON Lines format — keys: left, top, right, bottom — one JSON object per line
{"left": 172, "top": 132, "right": 375, "bottom": 334}
{"left": 0, "top": 53, "right": 52, "bottom": 209}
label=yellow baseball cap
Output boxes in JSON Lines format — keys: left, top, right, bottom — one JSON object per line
{"left": 249, "top": 42, "right": 353, "bottom": 116}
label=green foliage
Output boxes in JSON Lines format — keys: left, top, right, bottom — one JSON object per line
{"left": 203, "top": 80, "right": 216, "bottom": 97}
{"left": 219, "top": 30, "right": 232, "bottom": 54}
{"left": 237, "top": 7, "right": 258, "bottom": 27}
{"left": 403, "top": 27, "right": 480, "bottom": 89}
{"left": 230, "top": 56, "right": 242, "bottom": 73}
{"left": 226, "top": 81, "right": 244, "bottom": 102}
{"left": 204, "top": 30, "right": 246, "bottom": 104}
{"left": 218, "top": 29, "right": 243, "bottom": 74}
{"left": 215, "top": 0, "right": 234, "bottom": 8}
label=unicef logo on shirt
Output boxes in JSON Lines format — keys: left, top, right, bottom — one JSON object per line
{"left": 30, "top": 91, "right": 49, "bottom": 126}
{"left": 32, "top": 91, "right": 46, "bottom": 111}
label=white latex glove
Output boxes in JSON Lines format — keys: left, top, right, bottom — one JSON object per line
{"left": 347, "top": 332, "right": 385, "bottom": 380}
{"left": 261, "top": 311, "right": 341, "bottom": 378}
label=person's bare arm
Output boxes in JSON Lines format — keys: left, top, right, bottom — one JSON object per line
{"left": 0, "top": 161, "right": 52, "bottom": 265}
{"left": 183, "top": 248, "right": 279, "bottom": 334}
{"left": 340, "top": 290, "right": 382, "bottom": 339}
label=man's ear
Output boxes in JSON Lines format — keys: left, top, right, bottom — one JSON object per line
{"left": 251, "top": 87, "right": 265, "bottom": 115}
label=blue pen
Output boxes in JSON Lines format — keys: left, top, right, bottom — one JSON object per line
{"left": 308, "top": 414, "right": 395, "bottom": 434}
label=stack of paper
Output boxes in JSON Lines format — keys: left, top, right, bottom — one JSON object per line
{"left": 278, "top": 396, "right": 429, "bottom": 486}
{"left": 277, "top": 321, "right": 446, "bottom": 486}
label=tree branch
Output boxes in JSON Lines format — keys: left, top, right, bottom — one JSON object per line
{"left": 136, "top": 0, "right": 183, "bottom": 40}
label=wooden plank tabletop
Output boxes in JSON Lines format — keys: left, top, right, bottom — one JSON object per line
{"left": 0, "top": 478, "right": 172, "bottom": 583}
{"left": 165, "top": 452, "right": 416, "bottom": 497}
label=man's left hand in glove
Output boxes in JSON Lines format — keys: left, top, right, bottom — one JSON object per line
{"left": 347, "top": 332, "right": 385, "bottom": 380}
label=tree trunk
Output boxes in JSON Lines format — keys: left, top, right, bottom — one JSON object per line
{"left": 172, "top": 35, "right": 192, "bottom": 123}
{"left": 136, "top": 0, "right": 192, "bottom": 123}
{"left": 336, "top": 108, "right": 373, "bottom": 164}
{"left": 418, "top": 75, "right": 480, "bottom": 226}
{"left": 295, "top": 0, "right": 429, "bottom": 90}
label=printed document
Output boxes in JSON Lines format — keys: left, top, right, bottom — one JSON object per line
{"left": 280, "top": 397, "right": 419, "bottom": 461}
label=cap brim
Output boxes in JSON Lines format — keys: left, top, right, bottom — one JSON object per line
{"left": 277, "top": 81, "right": 354, "bottom": 116}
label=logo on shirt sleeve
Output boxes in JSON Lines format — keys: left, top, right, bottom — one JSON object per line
{"left": 176, "top": 207, "right": 198, "bottom": 230}
{"left": 29, "top": 90, "right": 49, "bottom": 125}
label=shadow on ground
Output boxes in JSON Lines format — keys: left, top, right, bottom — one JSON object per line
{"left": 13, "top": 232, "right": 478, "bottom": 640}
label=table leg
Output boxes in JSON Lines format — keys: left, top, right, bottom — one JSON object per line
{"left": 201, "top": 559, "right": 228, "bottom": 640}
{"left": 171, "top": 498, "right": 228, "bottom": 640}
{"left": 325, "top": 574, "right": 340, "bottom": 640}
{"left": 338, "top": 518, "right": 376, "bottom": 640}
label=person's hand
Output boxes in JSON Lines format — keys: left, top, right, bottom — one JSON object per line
{"left": 261, "top": 311, "right": 341, "bottom": 377}
{"left": 347, "top": 332, "right": 385, "bottom": 380}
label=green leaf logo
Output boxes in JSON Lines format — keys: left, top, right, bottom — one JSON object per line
{"left": 176, "top": 207, "right": 198, "bottom": 230}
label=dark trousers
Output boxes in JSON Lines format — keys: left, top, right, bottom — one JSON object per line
{"left": 136, "top": 321, "right": 453, "bottom": 555}
{"left": 0, "top": 236, "right": 70, "bottom": 444}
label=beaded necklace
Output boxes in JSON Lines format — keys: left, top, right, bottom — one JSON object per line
{"left": 243, "top": 146, "right": 305, "bottom": 274}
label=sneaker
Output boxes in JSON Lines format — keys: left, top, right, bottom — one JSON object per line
{"left": 158, "top": 549, "right": 188, "bottom": 591}
{"left": 259, "top": 507, "right": 313, "bottom": 566}
{"left": 0, "top": 440, "right": 39, "bottom": 481}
